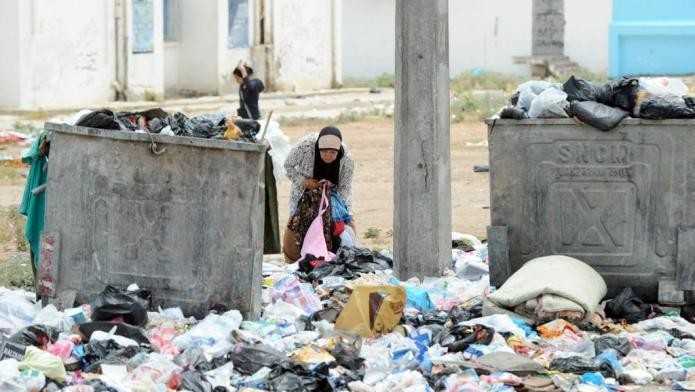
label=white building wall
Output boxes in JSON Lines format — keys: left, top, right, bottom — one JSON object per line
{"left": 127, "top": 0, "right": 165, "bottom": 100}
{"left": 177, "top": 0, "right": 219, "bottom": 95}
{"left": 0, "top": 0, "right": 116, "bottom": 109}
{"left": 565, "top": 0, "right": 611, "bottom": 76}
{"left": 342, "top": 0, "right": 611, "bottom": 79}
{"left": 217, "top": 0, "right": 255, "bottom": 96}
{"left": 272, "top": 0, "right": 334, "bottom": 91}
{"left": 0, "top": 0, "right": 21, "bottom": 109}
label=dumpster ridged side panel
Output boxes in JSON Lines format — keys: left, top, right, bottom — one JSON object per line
{"left": 488, "top": 119, "right": 694, "bottom": 300}
{"left": 43, "top": 124, "right": 265, "bottom": 319}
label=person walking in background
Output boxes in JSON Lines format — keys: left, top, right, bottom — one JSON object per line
{"left": 233, "top": 61, "right": 281, "bottom": 254}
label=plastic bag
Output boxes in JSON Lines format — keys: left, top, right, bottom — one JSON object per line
{"left": 267, "top": 363, "right": 330, "bottom": 392}
{"left": 127, "top": 352, "right": 182, "bottom": 389}
{"left": 438, "top": 324, "right": 494, "bottom": 352}
{"left": 550, "top": 355, "right": 599, "bottom": 374}
{"left": 567, "top": 101, "right": 628, "bottom": 132}
{"left": 331, "top": 192, "right": 352, "bottom": 223}
{"left": 17, "top": 368, "right": 46, "bottom": 392}
{"left": 563, "top": 76, "right": 639, "bottom": 112}
{"left": 270, "top": 276, "right": 323, "bottom": 316}
{"left": 47, "top": 340, "right": 75, "bottom": 361}
{"left": 640, "top": 77, "right": 689, "bottom": 97}
{"left": 528, "top": 88, "right": 569, "bottom": 118}
{"left": 593, "top": 336, "right": 630, "bottom": 357}
{"left": 181, "top": 370, "right": 213, "bottom": 392}
{"left": 515, "top": 80, "right": 556, "bottom": 111}
{"left": 92, "top": 286, "right": 151, "bottom": 326}
{"left": 404, "top": 285, "right": 434, "bottom": 312}
{"left": 0, "top": 291, "right": 37, "bottom": 335}
{"left": 10, "top": 325, "right": 60, "bottom": 348}
{"left": 605, "top": 287, "right": 655, "bottom": 323}
{"left": 228, "top": 343, "right": 286, "bottom": 375}
{"left": 638, "top": 95, "right": 695, "bottom": 119}
{"left": 32, "top": 305, "right": 75, "bottom": 333}
{"left": 335, "top": 285, "right": 406, "bottom": 338}
{"left": 172, "top": 310, "right": 242, "bottom": 358}
{"left": 19, "top": 346, "right": 66, "bottom": 382}
{"left": 78, "top": 322, "right": 150, "bottom": 346}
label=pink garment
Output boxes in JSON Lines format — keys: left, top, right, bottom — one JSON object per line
{"left": 300, "top": 185, "right": 335, "bottom": 261}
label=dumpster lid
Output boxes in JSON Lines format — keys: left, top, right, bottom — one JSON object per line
{"left": 484, "top": 117, "right": 695, "bottom": 126}
{"left": 44, "top": 123, "right": 267, "bottom": 153}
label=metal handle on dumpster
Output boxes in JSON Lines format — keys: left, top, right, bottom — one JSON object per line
{"left": 144, "top": 128, "right": 167, "bottom": 156}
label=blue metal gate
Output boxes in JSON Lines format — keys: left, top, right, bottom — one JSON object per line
{"left": 610, "top": 0, "right": 695, "bottom": 77}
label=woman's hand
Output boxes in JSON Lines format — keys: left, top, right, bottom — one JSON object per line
{"left": 304, "top": 178, "right": 321, "bottom": 190}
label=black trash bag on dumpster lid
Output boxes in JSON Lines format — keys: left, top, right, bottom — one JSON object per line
{"left": 563, "top": 76, "right": 639, "bottom": 112}
{"left": 685, "top": 96, "right": 695, "bottom": 108}
{"left": 605, "top": 287, "right": 657, "bottom": 323}
{"left": 182, "top": 370, "right": 213, "bottom": 392}
{"left": 638, "top": 95, "right": 695, "bottom": 119}
{"left": 229, "top": 343, "right": 287, "bottom": 375}
{"left": 76, "top": 109, "right": 122, "bottom": 130}
{"left": 500, "top": 106, "right": 528, "bottom": 120}
{"left": 267, "top": 362, "right": 331, "bottom": 392}
{"left": 91, "top": 285, "right": 151, "bottom": 326}
{"left": 567, "top": 101, "right": 629, "bottom": 132}
{"left": 10, "top": 325, "right": 60, "bottom": 347}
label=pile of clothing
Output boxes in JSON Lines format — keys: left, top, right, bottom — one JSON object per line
{"left": 74, "top": 108, "right": 263, "bottom": 142}
{"left": 5, "top": 236, "right": 695, "bottom": 391}
{"left": 500, "top": 76, "right": 695, "bottom": 131}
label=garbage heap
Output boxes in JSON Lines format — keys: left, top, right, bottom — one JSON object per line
{"left": 2, "top": 235, "right": 695, "bottom": 391}
{"left": 499, "top": 76, "right": 695, "bottom": 131}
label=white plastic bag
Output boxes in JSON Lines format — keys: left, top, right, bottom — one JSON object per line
{"left": 0, "top": 291, "right": 37, "bottom": 335}
{"left": 33, "top": 305, "right": 75, "bottom": 333}
{"left": 528, "top": 88, "right": 570, "bottom": 118}
{"left": 173, "top": 310, "right": 242, "bottom": 358}
{"left": 640, "top": 77, "right": 689, "bottom": 97}
{"left": 256, "top": 120, "right": 291, "bottom": 181}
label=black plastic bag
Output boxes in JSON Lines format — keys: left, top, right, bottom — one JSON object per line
{"left": 500, "top": 106, "right": 528, "bottom": 120}
{"left": 267, "top": 363, "right": 331, "bottom": 392}
{"left": 78, "top": 322, "right": 150, "bottom": 345}
{"left": 182, "top": 370, "right": 213, "bottom": 392}
{"left": 550, "top": 356, "right": 599, "bottom": 374}
{"left": 91, "top": 285, "right": 151, "bottom": 326}
{"left": 9, "top": 324, "right": 59, "bottom": 347}
{"left": 300, "top": 247, "right": 393, "bottom": 283}
{"left": 567, "top": 101, "right": 628, "bottom": 132}
{"left": 639, "top": 95, "right": 695, "bottom": 119}
{"left": 330, "top": 342, "right": 365, "bottom": 372}
{"left": 82, "top": 339, "right": 145, "bottom": 372}
{"left": 563, "top": 76, "right": 639, "bottom": 112}
{"left": 685, "top": 96, "right": 695, "bottom": 108}
{"left": 229, "top": 343, "right": 287, "bottom": 375}
{"left": 438, "top": 324, "right": 494, "bottom": 352}
{"left": 605, "top": 287, "right": 656, "bottom": 323}
{"left": 76, "top": 109, "right": 122, "bottom": 130}
{"left": 594, "top": 335, "right": 632, "bottom": 357}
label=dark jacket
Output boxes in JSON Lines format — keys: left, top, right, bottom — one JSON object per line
{"left": 238, "top": 78, "right": 265, "bottom": 120}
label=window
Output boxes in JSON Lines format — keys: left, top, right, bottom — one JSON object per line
{"left": 163, "top": 0, "right": 179, "bottom": 42}
{"left": 132, "top": 0, "right": 154, "bottom": 53}
{"left": 228, "top": 0, "right": 250, "bottom": 48}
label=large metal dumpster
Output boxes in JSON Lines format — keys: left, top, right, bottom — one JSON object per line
{"left": 38, "top": 123, "right": 266, "bottom": 319}
{"left": 487, "top": 118, "right": 695, "bottom": 304}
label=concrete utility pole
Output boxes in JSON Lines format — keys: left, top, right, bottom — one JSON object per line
{"left": 394, "top": 0, "right": 451, "bottom": 280}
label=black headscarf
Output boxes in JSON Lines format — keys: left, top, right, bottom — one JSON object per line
{"left": 313, "top": 126, "right": 344, "bottom": 185}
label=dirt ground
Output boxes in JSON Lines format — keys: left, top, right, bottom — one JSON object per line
{"left": 279, "top": 118, "right": 490, "bottom": 248}
{"left": 0, "top": 118, "right": 491, "bottom": 254}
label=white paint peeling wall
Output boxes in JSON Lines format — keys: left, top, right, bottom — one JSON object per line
{"left": 0, "top": 0, "right": 117, "bottom": 109}
{"left": 272, "top": 0, "right": 334, "bottom": 91}
{"left": 565, "top": 0, "right": 611, "bottom": 75}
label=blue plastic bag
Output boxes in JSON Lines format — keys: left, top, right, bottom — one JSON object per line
{"left": 330, "top": 192, "right": 352, "bottom": 223}
{"left": 405, "top": 286, "right": 434, "bottom": 312}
